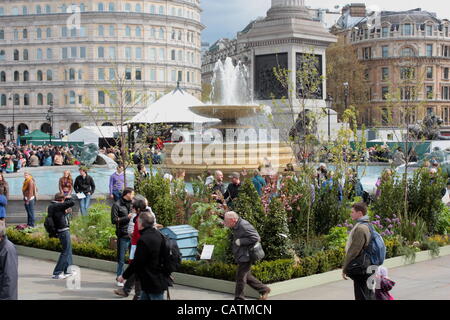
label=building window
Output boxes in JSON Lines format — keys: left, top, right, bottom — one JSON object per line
{"left": 0, "top": 71, "right": 5, "bottom": 81}
{"left": 426, "top": 86, "right": 433, "bottom": 99}
{"left": 109, "top": 47, "right": 116, "bottom": 59}
{"left": 125, "top": 91, "right": 132, "bottom": 103}
{"left": 70, "top": 47, "right": 77, "bottom": 58}
{"left": 402, "top": 24, "right": 412, "bottom": 36}
{"left": 37, "top": 70, "right": 43, "bottom": 81}
{"left": 14, "top": 71, "right": 19, "bottom": 81}
{"left": 69, "top": 68, "right": 75, "bottom": 80}
{"left": 159, "top": 6, "right": 164, "bottom": 15}
{"left": 426, "top": 67, "right": 433, "bottom": 79}
{"left": 36, "top": 5, "right": 41, "bottom": 14}
{"left": 426, "top": 44, "right": 433, "bottom": 57}
{"left": 47, "top": 48, "right": 53, "bottom": 59}
{"left": 125, "top": 26, "right": 131, "bottom": 37}
{"left": 70, "top": 27, "right": 77, "bottom": 37}
{"left": 23, "top": 71, "right": 29, "bottom": 81}
{"left": 125, "top": 47, "right": 131, "bottom": 59}
{"left": 442, "top": 107, "right": 450, "bottom": 124}
{"left": 136, "top": 27, "right": 141, "bottom": 37}
{"left": 0, "top": 51, "right": 4, "bottom": 61}
{"left": 136, "top": 4, "right": 142, "bottom": 12}
{"left": 109, "top": 68, "right": 115, "bottom": 80}
{"left": 125, "top": 68, "right": 131, "bottom": 80}
{"left": 136, "top": 69, "right": 142, "bottom": 80}
{"left": 382, "top": 46, "right": 389, "bottom": 58}
{"left": 125, "top": 3, "right": 131, "bottom": 12}
{"left": 442, "top": 86, "right": 450, "bottom": 100}
{"left": 178, "top": 71, "right": 182, "bottom": 82}
{"left": 381, "top": 67, "right": 389, "bottom": 81}
{"left": 426, "top": 25, "right": 433, "bottom": 36}
{"left": 98, "top": 25, "right": 104, "bottom": 36}
{"left": 37, "top": 93, "right": 43, "bottom": 105}
{"left": 78, "top": 70, "right": 83, "bottom": 80}
{"left": 171, "top": 70, "right": 176, "bottom": 82}
{"left": 47, "top": 70, "right": 52, "bottom": 81}
{"left": 444, "top": 67, "right": 449, "bottom": 80}
{"left": 159, "top": 48, "right": 165, "bottom": 61}
{"left": 24, "top": 94, "right": 29, "bottom": 106}
{"left": 61, "top": 27, "right": 67, "bottom": 37}
{"left": 23, "top": 49, "right": 28, "bottom": 60}
{"left": 98, "top": 68, "right": 105, "bottom": 80}
{"left": 98, "top": 3, "right": 104, "bottom": 12}
{"left": 45, "top": 5, "right": 51, "bottom": 13}
{"left": 159, "top": 28, "right": 165, "bottom": 39}
{"left": 37, "top": 49, "right": 43, "bottom": 60}
{"left": 46, "top": 28, "right": 52, "bottom": 38}
{"left": 381, "top": 87, "right": 389, "bottom": 100}
{"left": 136, "top": 47, "right": 142, "bottom": 59}
{"left": 47, "top": 93, "right": 53, "bottom": 105}
{"left": 109, "top": 3, "right": 115, "bottom": 11}
{"left": 171, "top": 50, "right": 176, "bottom": 61}
{"left": 150, "top": 69, "right": 156, "bottom": 81}
{"left": 23, "top": 29, "right": 28, "bottom": 39}
{"left": 70, "top": 91, "right": 76, "bottom": 104}
{"left": 37, "top": 28, "right": 42, "bottom": 39}
{"left": 0, "top": 30, "right": 4, "bottom": 40}
{"left": 149, "top": 48, "right": 156, "bottom": 60}
{"left": 0, "top": 94, "right": 6, "bottom": 106}
{"left": 400, "top": 67, "right": 415, "bottom": 80}
{"left": 80, "top": 47, "right": 86, "bottom": 58}
{"left": 362, "top": 47, "right": 371, "bottom": 60}
{"left": 401, "top": 87, "right": 416, "bottom": 100}
{"left": 150, "top": 5, "right": 155, "bottom": 14}
{"left": 381, "top": 108, "right": 389, "bottom": 125}
{"left": 98, "top": 47, "right": 104, "bottom": 58}
{"left": 109, "top": 25, "right": 115, "bottom": 36}
{"left": 23, "top": 6, "right": 28, "bottom": 15}
{"left": 13, "top": 94, "right": 20, "bottom": 105}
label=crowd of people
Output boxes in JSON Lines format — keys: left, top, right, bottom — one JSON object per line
{"left": 0, "top": 142, "right": 78, "bottom": 173}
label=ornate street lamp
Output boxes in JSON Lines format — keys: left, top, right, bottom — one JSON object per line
{"left": 325, "top": 95, "right": 333, "bottom": 141}
{"left": 46, "top": 102, "right": 54, "bottom": 145}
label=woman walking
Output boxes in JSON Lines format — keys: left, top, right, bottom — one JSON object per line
{"left": 22, "top": 172, "right": 37, "bottom": 227}
{"left": 0, "top": 173, "right": 9, "bottom": 222}
{"left": 59, "top": 171, "right": 74, "bottom": 196}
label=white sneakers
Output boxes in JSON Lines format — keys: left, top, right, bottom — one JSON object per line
{"left": 52, "top": 271, "right": 77, "bottom": 280}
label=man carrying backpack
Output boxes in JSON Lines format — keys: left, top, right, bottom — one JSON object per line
{"left": 118, "top": 210, "right": 168, "bottom": 300}
{"left": 342, "top": 202, "right": 377, "bottom": 300}
{"left": 48, "top": 193, "right": 75, "bottom": 279}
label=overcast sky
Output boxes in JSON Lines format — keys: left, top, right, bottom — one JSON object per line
{"left": 201, "top": 0, "right": 450, "bottom": 45}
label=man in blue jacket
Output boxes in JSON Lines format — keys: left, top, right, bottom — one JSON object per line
{"left": 0, "top": 220, "right": 18, "bottom": 300}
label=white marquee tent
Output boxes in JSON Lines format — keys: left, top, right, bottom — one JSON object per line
{"left": 126, "top": 87, "right": 219, "bottom": 124}
{"left": 66, "top": 126, "right": 128, "bottom": 146}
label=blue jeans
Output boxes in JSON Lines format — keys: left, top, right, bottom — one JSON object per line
{"left": 116, "top": 237, "right": 130, "bottom": 277}
{"left": 140, "top": 291, "right": 165, "bottom": 300}
{"left": 53, "top": 230, "right": 73, "bottom": 275}
{"left": 24, "top": 198, "right": 36, "bottom": 227}
{"left": 112, "top": 190, "right": 122, "bottom": 202}
{"left": 79, "top": 194, "right": 91, "bottom": 216}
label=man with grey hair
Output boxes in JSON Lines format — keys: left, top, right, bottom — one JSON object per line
{"left": 118, "top": 211, "right": 168, "bottom": 300}
{"left": 224, "top": 211, "right": 270, "bottom": 300}
{"left": 0, "top": 221, "right": 18, "bottom": 300}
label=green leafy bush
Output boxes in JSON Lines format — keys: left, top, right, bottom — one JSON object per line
{"left": 324, "top": 227, "right": 348, "bottom": 250}
{"left": 233, "top": 179, "right": 266, "bottom": 231}
{"left": 138, "top": 171, "right": 177, "bottom": 227}
{"left": 252, "top": 259, "right": 295, "bottom": 283}
{"left": 436, "top": 206, "right": 450, "bottom": 235}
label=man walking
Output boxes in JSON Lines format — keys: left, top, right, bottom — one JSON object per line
{"left": 111, "top": 187, "right": 135, "bottom": 287}
{"left": 224, "top": 211, "right": 270, "bottom": 300}
{"left": 49, "top": 193, "right": 76, "bottom": 279}
{"left": 118, "top": 211, "right": 168, "bottom": 300}
{"left": 0, "top": 220, "right": 18, "bottom": 300}
{"left": 223, "top": 172, "right": 241, "bottom": 207}
{"left": 74, "top": 167, "right": 96, "bottom": 216}
{"left": 342, "top": 202, "right": 375, "bottom": 300}
{"left": 109, "top": 164, "right": 125, "bottom": 201}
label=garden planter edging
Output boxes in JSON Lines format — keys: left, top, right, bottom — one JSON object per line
{"left": 16, "top": 245, "right": 450, "bottom": 298}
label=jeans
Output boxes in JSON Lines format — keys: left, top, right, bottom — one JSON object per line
{"left": 24, "top": 198, "right": 36, "bottom": 227}
{"left": 140, "top": 291, "right": 165, "bottom": 300}
{"left": 53, "top": 230, "right": 73, "bottom": 275}
{"left": 116, "top": 237, "right": 130, "bottom": 277}
{"left": 235, "top": 261, "right": 269, "bottom": 300}
{"left": 112, "top": 190, "right": 122, "bottom": 202}
{"left": 79, "top": 194, "right": 91, "bottom": 216}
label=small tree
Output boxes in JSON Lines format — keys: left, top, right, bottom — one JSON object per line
{"left": 233, "top": 179, "right": 265, "bottom": 232}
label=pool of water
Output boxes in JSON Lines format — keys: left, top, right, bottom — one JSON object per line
{"left": 4, "top": 164, "right": 397, "bottom": 197}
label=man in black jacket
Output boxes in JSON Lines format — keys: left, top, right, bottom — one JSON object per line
{"left": 48, "top": 193, "right": 75, "bottom": 279}
{"left": 224, "top": 211, "right": 270, "bottom": 300}
{"left": 0, "top": 220, "right": 18, "bottom": 300}
{"left": 73, "top": 167, "right": 96, "bottom": 216}
{"left": 111, "top": 187, "right": 135, "bottom": 287}
{"left": 118, "top": 210, "right": 168, "bottom": 300}
{"left": 223, "top": 172, "right": 241, "bottom": 208}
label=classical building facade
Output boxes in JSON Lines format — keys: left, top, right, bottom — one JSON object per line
{"left": 0, "top": 0, "right": 203, "bottom": 140}
{"left": 333, "top": 4, "right": 450, "bottom": 131}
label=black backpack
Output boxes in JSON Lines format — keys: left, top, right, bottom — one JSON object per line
{"left": 158, "top": 231, "right": 182, "bottom": 277}
{"left": 44, "top": 213, "right": 57, "bottom": 238}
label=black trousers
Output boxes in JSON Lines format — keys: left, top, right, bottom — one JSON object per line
{"left": 123, "top": 273, "right": 142, "bottom": 299}
{"left": 235, "top": 261, "right": 269, "bottom": 300}
{"left": 351, "top": 274, "right": 375, "bottom": 300}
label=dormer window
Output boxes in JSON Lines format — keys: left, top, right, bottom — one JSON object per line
{"left": 426, "top": 25, "right": 433, "bottom": 36}
{"left": 402, "top": 24, "right": 412, "bottom": 36}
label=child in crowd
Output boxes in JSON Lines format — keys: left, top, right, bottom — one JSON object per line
{"left": 375, "top": 266, "right": 395, "bottom": 300}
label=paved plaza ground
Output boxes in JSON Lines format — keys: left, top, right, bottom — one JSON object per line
{"left": 18, "top": 255, "right": 450, "bottom": 300}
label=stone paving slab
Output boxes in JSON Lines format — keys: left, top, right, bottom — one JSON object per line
{"left": 18, "top": 255, "right": 450, "bottom": 300}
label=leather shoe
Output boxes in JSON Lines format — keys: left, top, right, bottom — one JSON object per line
{"left": 259, "top": 288, "right": 271, "bottom": 300}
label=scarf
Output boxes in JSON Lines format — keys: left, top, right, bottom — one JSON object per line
{"left": 345, "top": 215, "right": 370, "bottom": 253}
{"left": 22, "top": 176, "right": 34, "bottom": 193}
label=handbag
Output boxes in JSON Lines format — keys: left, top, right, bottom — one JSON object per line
{"left": 249, "top": 242, "right": 265, "bottom": 263}
{"left": 346, "top": 250, "right": 371, "bottom": 276}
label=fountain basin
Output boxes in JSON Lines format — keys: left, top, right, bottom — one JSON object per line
{"left": 189, "top": 105, "right": 264, "bottom": 120}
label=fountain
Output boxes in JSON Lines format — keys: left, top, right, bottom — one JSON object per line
{"left": 162, "top": 57, "right": 295, "bottom": 176}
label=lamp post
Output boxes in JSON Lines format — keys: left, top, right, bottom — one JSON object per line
{"left": 46, "top": 103, "right": 54, "bottom": 145}
{"left": 325, "top": 95, "right": 333, "bottom": 141}
{"left": 343, "top": 82, "right": 349, "bottom": 111}
{"left": 8, "top": 93, "right": 14, "bottom": 142}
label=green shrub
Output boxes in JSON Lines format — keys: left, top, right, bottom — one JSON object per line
{"left": 260, "top": 198, "right": 293, "bottom": 261}
{"left": 436, "top": 206, "right": 450, "bottom": 235}
{"left": 300, "top": 256, "right": 319, "bottom": 276}
{"left": 139, "top": 170, "right": 177, "bottom": 227}
{"left": 324, "top": 227, "right": 348, "bottom": 250}
{"left": 233, "top": 179, "right": 266, "bottom": 231}
{"left": 252, "top": 259, "right": 295, "bottom": 283}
